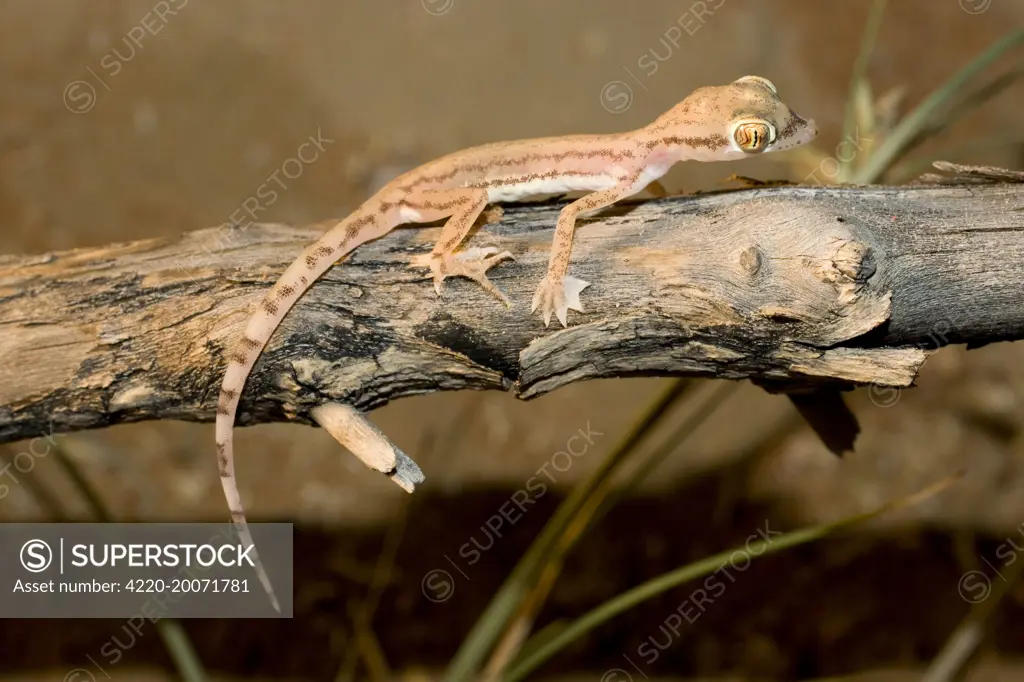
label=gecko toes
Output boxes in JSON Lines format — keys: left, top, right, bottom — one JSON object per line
{"left": 412, "top": 247, "right": 513, "bottom": 306}
{"left": 532, "top": 275, "right": 590, "bottom": 328}
{"left": 562, "top": 275, "right": 590, "bottom": 314}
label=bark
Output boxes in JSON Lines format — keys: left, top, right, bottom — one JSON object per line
{"left": 1, "top": 163, "right": 1022, "bottom": 444}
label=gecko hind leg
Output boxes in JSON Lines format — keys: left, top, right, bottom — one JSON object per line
{"left": 406, "top": 188, "right": 513, "bottom": 307}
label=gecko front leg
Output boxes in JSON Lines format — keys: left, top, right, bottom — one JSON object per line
{"left": 407, "top": 188, "right": 514, "bottom": 305}
{"left": 531, "top": 177, "right": 641, "bottom": 327}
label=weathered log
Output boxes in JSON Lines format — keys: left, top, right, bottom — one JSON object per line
{"left": 1, "top": 172, "right": 1023, "bottom": 444}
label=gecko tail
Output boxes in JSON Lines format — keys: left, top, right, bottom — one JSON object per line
{"left": 222, "top": 463, "right": 281, "bottom": 613}
{"left": 214, "top": 207, "right": 396, "bottom": 613}
{"left": 216, "top": 383, "right": 282, "bottom": 613}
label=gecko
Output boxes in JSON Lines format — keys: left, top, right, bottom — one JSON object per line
{"left": 214, "top": 76, "right": 817, "bottom": 611}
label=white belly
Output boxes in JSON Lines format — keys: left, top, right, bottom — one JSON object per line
{"left": 399, "top": 206, "right": 424, "bottom": 222}
{"left": 485, "top": 174, "right": 618, "bottom": 203}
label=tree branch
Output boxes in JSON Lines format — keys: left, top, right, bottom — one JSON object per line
{"left": 2, "top": 171, "right": 1023, "bottom": 444}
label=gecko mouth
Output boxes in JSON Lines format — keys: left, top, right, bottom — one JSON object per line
{"left": 775, "top": 112, "right": 818, "bottom": 149}
{"left": 795, "top": 112, "right": 818, "bottom": 137}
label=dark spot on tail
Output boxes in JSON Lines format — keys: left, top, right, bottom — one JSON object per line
{"left": 229, "top": 351, "right": 249, "bottom": 364}
{"left": 221, "top": 388, "right": 238, "bottom": 400}
{"left": 346, "top": 214, "right": 376, "bottom": 240}
{"left": 262, "top": 299, "right": 279, "bottom": 315}
{"left": 217, "top": 404, "right": 231, "bottom": 415}
{"left": 278, "top": 284, "right": 295, "bottom": 298}
{"left": 241, "top": 336, "right": 262, "bottom": 351}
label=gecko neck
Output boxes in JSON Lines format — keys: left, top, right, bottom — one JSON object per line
{"left": 636, "top": 120, "right": 730, "bottom": 163}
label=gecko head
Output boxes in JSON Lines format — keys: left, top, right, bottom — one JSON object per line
{"left": 651, "top": 75, "right": 817, "bottom": 161}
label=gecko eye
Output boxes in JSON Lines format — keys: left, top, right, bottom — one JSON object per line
{"left": 734, "top": 75, "right": 777, "bottom": 94}
{"left": 731, "top": 118, "right": 776, "bottom": 153}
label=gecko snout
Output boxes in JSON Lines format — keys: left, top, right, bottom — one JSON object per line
{"left": 781, "top": 110, "right": 818, "bottom": 149}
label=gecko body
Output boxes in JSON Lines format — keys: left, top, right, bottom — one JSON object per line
{"left": 215, "top": 76, "right": 817, "bottom": 610}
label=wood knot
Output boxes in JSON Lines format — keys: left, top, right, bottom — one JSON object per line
{"left": 834, "top": 240, "right": 874, "bottom": 282}
{"left": 814, "top": 239, "right": 877, "bottom": 307}
{"left": 739, "top": 245, "right": 763, "bottom": 276}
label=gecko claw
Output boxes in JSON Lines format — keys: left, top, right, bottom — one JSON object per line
{"left": 531, "top": 274, "right": 590, "bottom": 327}
{"left": 410, "top": 246, "right": 514, "bottom": 307}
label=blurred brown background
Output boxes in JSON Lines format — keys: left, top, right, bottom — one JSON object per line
{"left": 1, "top": 1, "right": 1023, "bottom": 680}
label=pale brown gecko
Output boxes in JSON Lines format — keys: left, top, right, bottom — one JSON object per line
{"left": 215, "top": 76, "right": 817, "bottom": 610}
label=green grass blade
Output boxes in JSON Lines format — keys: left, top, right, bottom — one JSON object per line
{"left": 483, "top": 381, "right": 739, "bottom": 678}
{"left": 838, "top": 0, "right": 888, "bottom": 182}
{"left": 851, "top": 28, "right": 1024, "bottom": 185}
{"left": 444, "top": 379, "right": 692, "bottom": 681}
{"left": 503, "top": 476, "right": 959, "bottom": 681}
{"left": 155, "top": 619, "right": 209, "bottom": 682}
{"left": 611, "top": 381, "right": 738, "bottom": 508}
{"left": 906, "top": 67, "right": 1024, "bottom": 149}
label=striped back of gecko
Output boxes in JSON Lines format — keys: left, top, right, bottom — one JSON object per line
{"left": 214, "top": 204, "right": 395, "bottom": 611}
